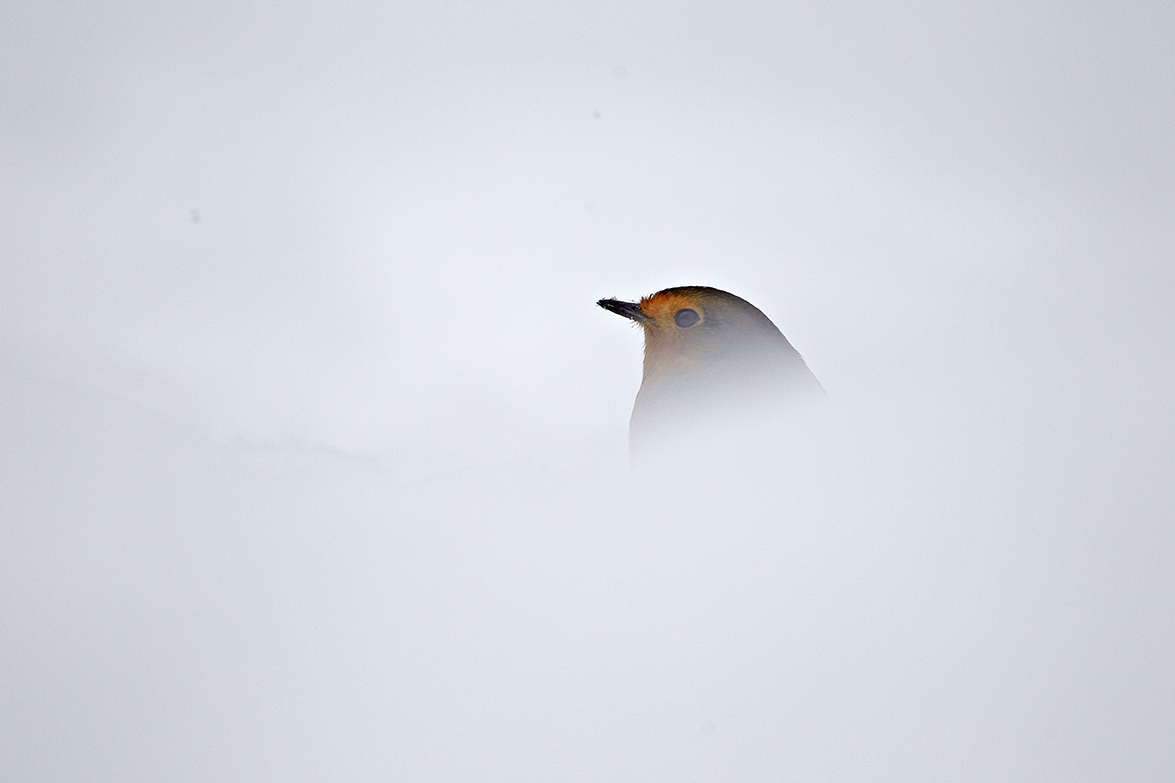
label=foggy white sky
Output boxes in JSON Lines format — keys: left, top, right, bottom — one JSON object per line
{"left": 2, "top": 2, "right": 1172, "bottom": 781}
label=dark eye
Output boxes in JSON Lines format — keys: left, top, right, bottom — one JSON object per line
{"left": 674, "top": 308, "right": 700, "bottom": 328}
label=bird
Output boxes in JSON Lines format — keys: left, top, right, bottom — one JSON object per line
{"left": 598, "top": 286, "right": 822, "bottom": 456}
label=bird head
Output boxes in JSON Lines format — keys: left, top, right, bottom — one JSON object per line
{"left": 598, "top": 286, "right": 821, "bottom": 455}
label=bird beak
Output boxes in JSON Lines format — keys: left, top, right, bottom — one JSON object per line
{"left": 598, "top": 298, "right": 651, "bottom": 323}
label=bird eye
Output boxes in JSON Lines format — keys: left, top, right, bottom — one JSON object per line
{"left": 674, "top": 308, "right": 700, "bottom": 328}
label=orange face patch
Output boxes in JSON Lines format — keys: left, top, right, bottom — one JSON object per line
{"left": 636, "top": 290, "right": 724, "bottom": 385}
{"left": 638, "top": 290, "right": 705, "bottom": 327}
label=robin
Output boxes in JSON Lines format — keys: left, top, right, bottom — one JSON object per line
{"left": 598, "top": 286, "right": 822, "bottom": 455}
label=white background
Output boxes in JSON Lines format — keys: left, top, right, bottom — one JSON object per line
{"left": 3, "top": 2, "right": 1172, "bottom": 780}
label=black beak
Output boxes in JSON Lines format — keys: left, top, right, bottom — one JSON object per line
{"left": 597, "top": 298, "right": 650, "bottom": 323}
